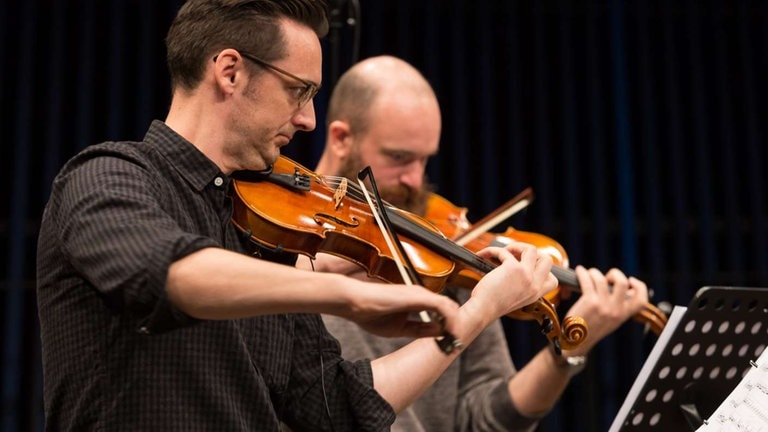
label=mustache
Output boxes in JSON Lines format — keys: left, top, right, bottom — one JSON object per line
{"left": 336, "top": 158, "right": 433, "bottom": 216}
{"left": 370, "top": 182, "right": 433, "bottom": 217}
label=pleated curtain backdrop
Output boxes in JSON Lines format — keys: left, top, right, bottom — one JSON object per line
{"left": 2, "top": 1, "right": 766, "bottom": 431}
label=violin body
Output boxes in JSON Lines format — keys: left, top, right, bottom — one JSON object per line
{"left": 230, "top": 156, "right": 588, "bottom": 352}
{"left": 232, "top": 156, "right": 455, "bottom": 292}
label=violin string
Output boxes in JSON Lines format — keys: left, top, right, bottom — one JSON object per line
{"left": 326, "top": 172, "right": 572, "bottom": 287}
{"left": 322, "top": 175, "right": 390, "bottom": 207}
{"left": 322, "top": 174, "right": 498, "bottom": 276}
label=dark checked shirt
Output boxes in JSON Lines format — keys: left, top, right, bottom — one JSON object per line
{"left": 36, "top": 120, "right": 395, "bottom": 432}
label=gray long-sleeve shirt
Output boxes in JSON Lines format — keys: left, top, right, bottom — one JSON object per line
{"left": 324, "top": 288, "right": 541, "bottom": 432}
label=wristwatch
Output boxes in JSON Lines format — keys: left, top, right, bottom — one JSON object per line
{"left": 550, "top": 348, "right": 588, "bottom": 378}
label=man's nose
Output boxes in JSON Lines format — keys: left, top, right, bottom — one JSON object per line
{"left": 293, "top": 101, "right": 316, "bottom": 131}
{"left": 399, "top": 162, "right": 424, "bottom": 189}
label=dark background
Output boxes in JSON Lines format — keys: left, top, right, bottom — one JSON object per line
{"left": 2, "top": 1, "right": 767, "bottom": 431}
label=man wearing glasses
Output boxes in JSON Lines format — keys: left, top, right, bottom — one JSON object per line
{"left": 233, "top": 51, "right": 321, "bottom": 107}
{"left": 36, "top": 1, "right": 555, "bottom": 431}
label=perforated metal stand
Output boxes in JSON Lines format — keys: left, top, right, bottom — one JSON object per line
{"left": 610, "top": 286, "right": 768, "bottom": 431}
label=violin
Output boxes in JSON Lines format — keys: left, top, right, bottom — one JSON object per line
{"left": 230, "top": 155, "right": 587, "bottom": 353}
{"left": 423, "top": 192, "right": 669, "bottom": 336}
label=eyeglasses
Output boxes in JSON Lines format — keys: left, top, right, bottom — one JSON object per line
{"left": 236, "top": 51, "right": 320, "bottom": 108}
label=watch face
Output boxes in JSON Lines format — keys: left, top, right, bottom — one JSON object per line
{"left": 556, "top": 354, "right": 587, "bottom": 377}
{"left": 550, "top": 347, "right": 587, "bottom": 377}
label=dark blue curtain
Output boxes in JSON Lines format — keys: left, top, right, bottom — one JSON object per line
{"left": 2, "top": 1, "right": 766, "bottom": 431}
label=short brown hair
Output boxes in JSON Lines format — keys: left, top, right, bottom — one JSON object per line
{"left": 166, "top": 0, "right": 329, "bottom": 91}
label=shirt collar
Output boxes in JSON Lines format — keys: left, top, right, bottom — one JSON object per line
{"left": 144, "top": 120, "right": 227, "bottom": 192}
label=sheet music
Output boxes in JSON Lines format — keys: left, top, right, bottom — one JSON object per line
{"left": 696, "top": 347, "right": 768, "bottom": 432}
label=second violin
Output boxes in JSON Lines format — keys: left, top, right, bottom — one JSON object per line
{"left": 424, "top": 190, "right": 669, "bottom": 336}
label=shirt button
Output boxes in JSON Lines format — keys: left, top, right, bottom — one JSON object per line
{"left": 214, "top": 177, "right": 224, "bottom": 187}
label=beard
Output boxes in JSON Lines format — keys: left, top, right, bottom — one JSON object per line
{"left": 337, "top": 153, "right": 434, "bottom": 217}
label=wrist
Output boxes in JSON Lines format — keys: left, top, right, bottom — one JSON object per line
{"left": 547, "top": 345, "right": 587, "bottom": 378}
{"left": 457, "top": 297, "right": 498, "bottom": 334}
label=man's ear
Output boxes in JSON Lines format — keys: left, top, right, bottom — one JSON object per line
{"left": 328, "top": 120, "right": 353, "bottom": 157}
{"left": 212, "top": 49, "right": 243, "bottom": 94}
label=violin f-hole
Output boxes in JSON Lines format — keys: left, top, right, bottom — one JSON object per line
{"left": 313, "top": 213, "right": 360, "bottom": 228}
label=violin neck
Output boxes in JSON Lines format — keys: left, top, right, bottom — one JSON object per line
{"left": 385, "top": 208, "right": 497, "bottom": 275}
{"left": 386, "top": 206, "right": 582, "bottom": 290}
{"left": 551, "top": 265, "right": 581, "bottom": 289}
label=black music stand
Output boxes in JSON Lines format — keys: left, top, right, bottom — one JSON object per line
{"left": 609, "top": 286, "right": 768, "bottom": 431}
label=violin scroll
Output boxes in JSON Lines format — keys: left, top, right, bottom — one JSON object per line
{"left": 514, "top": 298, "right": 589, "bottom": 354}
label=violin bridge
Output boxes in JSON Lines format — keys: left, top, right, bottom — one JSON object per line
{"left": 333, "top": 178, "right": 348, "bottom": 210}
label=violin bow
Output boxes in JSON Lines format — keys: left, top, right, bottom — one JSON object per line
{"left": 356, "top": 167, "right": 463, "bottom": 355}
{"left": 454, "top": 187, "right": 535, "bottom": 246}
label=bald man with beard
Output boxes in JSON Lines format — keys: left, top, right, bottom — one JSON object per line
{"left": 307, "top": 55, "right": 649, "bottom": 431}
